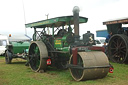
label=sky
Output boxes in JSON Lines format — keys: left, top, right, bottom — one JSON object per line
{"left": 0, "top": 0, "right": 128, "bottom": 37}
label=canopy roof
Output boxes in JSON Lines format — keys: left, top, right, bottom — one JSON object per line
{"left": 103, "top": 17, "right": 128, "bottom": 25}
{"left": 25, "top": 16, "right": 88, "bottom": 28}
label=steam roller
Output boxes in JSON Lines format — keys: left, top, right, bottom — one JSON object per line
{"left": 103, "top": 16, "right": 128, "bottom": 63}
{"left": 25, "top": 6, "right": 113, "bottom": 81}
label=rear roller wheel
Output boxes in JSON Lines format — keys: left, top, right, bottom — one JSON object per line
{"left": 69, "top": 51, "right": 109, "bottom": 81}
{"left": 5, "top": 50, "right": 12, "bottom": 64}
{"left": 29, "top": 41, "right": 48, "bottom": 72}
{"left": 108, "top": 34, "right": 128, "bottom": 63}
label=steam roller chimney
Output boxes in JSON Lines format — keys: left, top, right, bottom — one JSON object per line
{"left": 73, "top": 6, "right": 80, "bottom": 42}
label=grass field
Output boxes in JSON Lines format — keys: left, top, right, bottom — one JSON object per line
{"left": 0, "top": 56, "right": 128, "bottom": 85}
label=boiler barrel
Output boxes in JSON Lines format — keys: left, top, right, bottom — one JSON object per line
{"left": 69, "top": 51, "right": 109, "bottom": 81}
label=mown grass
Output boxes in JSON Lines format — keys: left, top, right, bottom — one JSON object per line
{"left": 0, "top": 56, "right": 128, "bottom": 85}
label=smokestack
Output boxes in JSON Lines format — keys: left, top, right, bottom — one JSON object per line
{"left": 73, "top": 6, "right": 80, "bottom": 41}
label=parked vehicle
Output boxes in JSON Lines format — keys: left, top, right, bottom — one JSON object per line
{"left": 0, "top": 34, "right": 9, "bottom": 55}
{"left": 103, "top": 18, "right": 128, "bottom": 63}
{"left": 5, "top": 34, "right": 30, "bottom": 64}
{"left": 95, "top": 37, "right": 106, "bottom": 46}
{"left": 96, "top": 29, "right": 108, "bottom": 37}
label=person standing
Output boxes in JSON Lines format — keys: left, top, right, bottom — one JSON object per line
{"left": 105, "top": 32, "right": 112, "bottom": 43}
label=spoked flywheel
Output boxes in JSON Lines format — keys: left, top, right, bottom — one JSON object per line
{"left": 108, "top": 34, "right": 128, "bottom": 63}
{"left": 29, "top": 41, "right": 48, "bottom": 72}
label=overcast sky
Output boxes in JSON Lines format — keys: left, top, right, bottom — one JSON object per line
{"left": 0, "top": 0, "right": 128, "bottom": 37}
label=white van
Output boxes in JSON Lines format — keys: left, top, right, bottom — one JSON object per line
{"left": 0, "top": 34, "right": 9, "bottom": 55}
{"left": 95, "top": 37, "right": 106, "bottom": 47}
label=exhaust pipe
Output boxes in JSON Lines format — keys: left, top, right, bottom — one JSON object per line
{"left": 73, "top": 6, "right": 80, "bottom": 41}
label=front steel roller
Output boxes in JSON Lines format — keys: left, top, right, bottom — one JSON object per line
{"left": 29, "top": 41, "right": 48, "bottom": 72}
{"left": 69, "top": 51, "right": 109, "bottom": 81}
{"left": 108, "top": 34, "right": 128, "bottom": 63}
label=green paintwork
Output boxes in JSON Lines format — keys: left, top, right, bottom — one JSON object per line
{"left": 54, "top": 33, "right": 70, "bottom": 52}
{"left": 25, "top": 16, "right": 88, "bottom": 28}
{"left": 61, "top": 34, "right": 69, "bottom": 41}
{"left": 25, "top": 16, "right": 88, "bottom": 55}
{"left": 56, "top": 47, "right": 70, "bottom": 52}
{"left": 11, "top": 41, "right": 30, "bottom": 54}
{"left": 54, "top": 38, "right": 63, "bottom": 48}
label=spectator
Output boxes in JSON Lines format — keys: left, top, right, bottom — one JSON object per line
{"left": 105, "top": 32, "right": 112, "bottom": 43}
{"left": 102, "top": 42, "right": 107, "bottom": 48}
{"left": 102, "top": 42, "right": 107, "bottom": 54}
